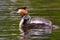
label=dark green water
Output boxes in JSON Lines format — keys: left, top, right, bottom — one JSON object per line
{"left": 0, "top": 0, "right": 60, "bottom": 40}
